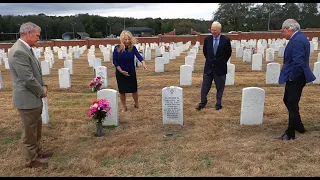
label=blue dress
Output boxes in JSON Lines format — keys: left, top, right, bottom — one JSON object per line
{"left": 113, "top": 45, "right": 144, "bottom": 93}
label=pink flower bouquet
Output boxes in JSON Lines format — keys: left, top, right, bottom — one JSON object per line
{"left": 89, "top": 77, "right": 102, "bottom": 92}
{"left": 87, "top": 99, "right": 112, "bottom": 123}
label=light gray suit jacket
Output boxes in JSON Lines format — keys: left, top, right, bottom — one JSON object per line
{"left": 8, "top": 40, "right": 46, "bottom": 109}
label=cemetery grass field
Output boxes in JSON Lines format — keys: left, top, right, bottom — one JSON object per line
{"left": 0, "top": 44, "right": 320, "bottom": 177}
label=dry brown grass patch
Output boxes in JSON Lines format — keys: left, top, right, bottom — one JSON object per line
{"left": 0, "top": 44, "right": 320, "bottom": 176}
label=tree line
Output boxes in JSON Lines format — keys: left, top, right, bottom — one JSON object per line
{"left": 0, "top": 3, "right": 318, "bottom": 41}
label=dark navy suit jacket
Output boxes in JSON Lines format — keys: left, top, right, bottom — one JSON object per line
{"left": 202, "top": 34, "right": 232, "bottom": 75}
{"left": 278, "top": 31, "right": 316, "bottom": 84}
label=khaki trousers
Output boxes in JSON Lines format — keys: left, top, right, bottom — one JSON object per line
{"left": 18, "top": 105, "right": 43, "bottom": 165}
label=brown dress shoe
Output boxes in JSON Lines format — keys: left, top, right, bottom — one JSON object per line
{"left": 25, "top": 160, "right": 48, "bottom": 168}
{"left": 38, "top": 152, "right": 53, "bottom": 159}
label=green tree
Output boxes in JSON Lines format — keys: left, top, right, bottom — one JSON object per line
{"left": 213, "top": 3, "right": 253, "bottom": 32}
{"left": 299, "top": 3, "right": 319, "bottom": 28}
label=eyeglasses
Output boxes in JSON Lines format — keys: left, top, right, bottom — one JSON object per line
{"left": 280, "top": 28, "right": 286, "bottom": 34}
{"left": 211, "top": 28, "right": 220, "bottom": 32}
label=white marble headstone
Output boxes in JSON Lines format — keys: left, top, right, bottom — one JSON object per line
{"left": 74, "top": 49, "right": 80, "bottom": 59}
{"left": 58, "top": 68, "right": 71, "bottom": 88}
{"left": 97, "top": 89, "right": 119, "bottom": 126}
{"left": 310, "top": 41, "right": 314, "bottom": 55}
{"left": 257, "top": 46, "right": 264, "bottom": 58}
{"left": 95, "top": 66, "right": 108, "bottom": 89}
{"left": 4, "top": 58, "right": 9, "bottom": 69}
{"left": 41, "top": 61, "right": 51, "bottom": 75}
{"left": 278, "top": 46, "right": 285, "bottom": 58}
{"left": 185, "top": 56, "right": 194, "bottom": 71}
{"left": 236, "top": 47, "right": 243, "bottom": 58}
{"left": 58, "top": 50, "right": 63, "bottom": 60}
{"left": 162, "top": 52, "right": 169, "bottom": 64}
{"left": 103, "top": 52, "right": 110, "bottom": 62}
{"left": 243, "top": 49, "right": 252, "bottom": 63}
{"left": 0, "top": 71, "right": 2, "bottom": 89}
{"left": 266, "top": 63, "right": 280, "bottom": 84}
{"left": 225, "top": 64, "right": 235, "bottom": 86}
{"left": 88, "top": 54, "right": 96, "bottom": 67}
{"left": 313, "top": 62, "right": 320, "bottom": 84}
{"left": 145, "top": 47, "right": 152, "bottom": 61}
{"left": 252, "top": 54, "right": 263, "bottom": 71}
{"left": 41, "top": 97, "right": 50, "bottom": 124}
{"left": 155, "top": 47, "right": 162, "bottom": 57}
{"left": 64, "top": 60, "right": 73, "bottom": 74}
{"left": 240, "top": 87, "right": 265, "bottom": 125}
{"left": 313, "top": 42, "right": 318, "bottom": 51}
{"left": 169, "top": 48, "right": 175, "bottom": 60}
{"left": 155, "top": 57, "right": 164, "bottom": 72}
{"left": 162, "top": 86, "right": 183, "bottom": 125}
{"left": 180, "top": 65, "right": 192, "bottom": 86}
{"left": 93, "top": 58, "right": 102, "bottom": 69}
{"left": 266, "top": 48, "right": 275, "bottom": 62}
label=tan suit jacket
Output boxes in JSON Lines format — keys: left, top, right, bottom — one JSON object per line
{"left": 8, "top": 40, "right": 46, "bottom": 109}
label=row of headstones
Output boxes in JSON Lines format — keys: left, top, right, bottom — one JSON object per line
{"left": 2, "top": 48, "right": 320, "bottom": 90}
{"left": 4, "top": 58, "right": 320, "bottom": 91}
{"left": 237, "top": 47, "right": 283, "bottom": 62}
{"left": 40, "top": 49, "right": 320, "bottom": 90}
{"left": 56, "top": 41, "right": 198, "bottom": 89}
{"left": 39, "top": 86, "right": 269, "bottom": 126}
{"left": 232, "top": 37, "right": 318, "bottom": 51}
{"left": 226, "top": 61, "right": 320, "bottom": 85}
{"left": 231, "top": 38, "right": 287, "bottom": 52}
{"left": 234, "top": 39, "right": 318, "bottom": 61}
{"left": 56, "top": 45, "right": 86, "bottom": 60}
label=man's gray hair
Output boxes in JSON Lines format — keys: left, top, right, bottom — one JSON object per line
{"left": 212, "top": 21, "right": 222, "bottom": 30}
{"left": 282, "top": 19, "right": 300, "bottom": 31}
{"left": 19, "top": 22, "right": 41, "bottom": 36}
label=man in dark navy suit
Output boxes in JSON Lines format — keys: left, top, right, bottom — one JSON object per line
{"left": 278, "top": 19, "right": 316, "bottom": 140}
{"left": 196, "top": 21, "right": 232, "bottom": 111}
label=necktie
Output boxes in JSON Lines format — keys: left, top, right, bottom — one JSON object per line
{"left": 213, "top": 38, "right": 218, "bottom": 56}
{"left": 30, "top": 48, "right": 40, "bottom": 68}
{"left": 30, "top": 48, "right": 35, "bottom": 57}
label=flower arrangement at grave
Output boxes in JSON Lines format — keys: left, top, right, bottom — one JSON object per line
{"left": 252, "top": 47, "right": 256, "bottom": 55}
{"left": 164, "top": 45, "right": 170, "bottom": 52}
{"left": 89, "top": 77, "right": 102, "bottom": 92}
{"left": 242, "top": 46, "right": 248, "bottom": 50}
{"left": 87, "top": 98, "right": 112, "bottom": 137}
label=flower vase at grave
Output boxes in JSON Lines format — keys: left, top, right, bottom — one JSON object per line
{"left": 96, "top": 120, "right": 103, "bottom": 137}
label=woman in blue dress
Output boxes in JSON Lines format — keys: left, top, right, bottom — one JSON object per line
{"left": 113, "top": 30, "right": 147, "bottom": 112}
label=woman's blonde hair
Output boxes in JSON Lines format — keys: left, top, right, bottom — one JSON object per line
{"left": 117, "top": 30, "right": 138, "bottom": 53}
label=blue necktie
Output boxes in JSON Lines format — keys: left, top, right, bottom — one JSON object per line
{"left": 213, "top": 38, "right": 218, "bottom": 56}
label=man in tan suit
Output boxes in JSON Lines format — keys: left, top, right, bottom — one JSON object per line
{"left": 8, "top": 22, "right": 53, "bottom": 168}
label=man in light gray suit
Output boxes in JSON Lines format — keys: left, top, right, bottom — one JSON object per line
{"left": 8, "top": 22, "right": 53, "bottom": 168}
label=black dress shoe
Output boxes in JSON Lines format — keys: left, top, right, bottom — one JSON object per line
{"left": 276, "top": 133, "right": 295, "bottom": 140}
{"left": 215, "top": 106, "right": 223, "bottom": 111}
{"left": 294, "top": 127, "right": 306, "bottom": 134}
{"left": 195, "top": 105, "right": 205, "bottom": 111}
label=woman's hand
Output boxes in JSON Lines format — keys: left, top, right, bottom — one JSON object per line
{"left": 142, "top": 61, "right": 147, "bottom": 70}
{"left": 121, "top": 70, "right": 130, "bottom": 76}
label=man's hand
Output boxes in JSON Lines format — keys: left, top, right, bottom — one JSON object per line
{"left": 41, "top": 86, "right": 47, "bottom": 98}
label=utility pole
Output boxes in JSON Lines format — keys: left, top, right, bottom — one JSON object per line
{"left": 70, "top": 22, "right": 76, "bottom": 39}
{"left": 267, "top": 5, "right": 271, "bottom": 31}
